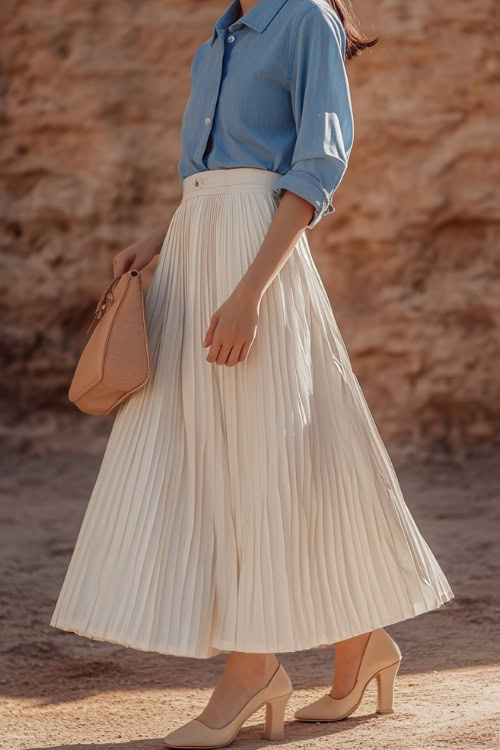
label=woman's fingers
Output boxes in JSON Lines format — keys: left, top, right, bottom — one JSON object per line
{"left": 226, "top": 342, "right": 245, "bottom": 367}
{"left": 113, "top": 250, "right": 134, "bottom": 277}
{"left": 203, "top": 300, "right": 258, "bottom": 366}
{"left": 202, "top": 313, "right": 219, "bottom": 348}
{"left": 207, "top": 336, "right": 252, "bottom": 366}
{"left": 215, "top": 341, "right": 238, "bottom": 366}
{"left": 238, "top": 339, "right": 252, "bottom": 363}
{"left": 206, "top": 339, "right": 221, "bottom": 364}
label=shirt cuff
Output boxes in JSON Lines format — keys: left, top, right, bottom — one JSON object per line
{"left": 271, "top": 169, "right": 336, "bottom": 229}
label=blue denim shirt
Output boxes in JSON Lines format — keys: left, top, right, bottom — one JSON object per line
{"left": 177, "top": 0, "right": 354, "bottom": 229}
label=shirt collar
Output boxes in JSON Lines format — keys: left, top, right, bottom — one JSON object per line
{"left": 211, "top": 0, "right": 290, "bottom": 45}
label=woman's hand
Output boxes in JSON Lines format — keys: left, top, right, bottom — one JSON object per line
{"left": 203, "top": 285, "right": 261, "bottom": 366}
{"left": 112, "top": 223, "right": 171, "bottom": 277}
{"left": 113, "top": 242, "right": 155, "bottom": 277}
{"left": 113, "top": 236, "right": 160, "bottom": 277}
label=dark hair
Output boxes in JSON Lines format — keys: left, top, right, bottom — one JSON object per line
{"left": 328, "top": 1, "right": 378, "bottom": 60}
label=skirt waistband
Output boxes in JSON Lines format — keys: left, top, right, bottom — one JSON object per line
{"left": 182, "top": 168, "right": 282, "bottom": 200}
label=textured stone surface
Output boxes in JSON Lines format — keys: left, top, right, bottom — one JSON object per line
{"left": 1, "top": 0, "right": 499, "bottom": 456}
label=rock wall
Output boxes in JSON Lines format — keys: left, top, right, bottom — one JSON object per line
{"left": 1, "top": 0, "right": 499, "bottom": 457}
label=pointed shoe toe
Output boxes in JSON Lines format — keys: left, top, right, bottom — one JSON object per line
{"left": 294, "top": 694, "right": 338, "bottom": 721}
{"left": 164, "top": 718, "right": 210, "bottom": 748}
{"left": 294, "top": 628, "right": 402, "bottom": 722}
{"left": 163, "top": 662, "right": 294, "bottom": 748}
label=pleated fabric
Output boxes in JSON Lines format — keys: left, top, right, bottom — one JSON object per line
{"left": 50, "top": 167, "right": 454, "bottom": 659}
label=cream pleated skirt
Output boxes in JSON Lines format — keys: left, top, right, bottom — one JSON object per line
{"left": 50, "top": 167, "right": 454, "bottom": 659}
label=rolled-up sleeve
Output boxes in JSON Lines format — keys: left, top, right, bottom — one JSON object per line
{"left": 271, "top": 4, "right": 354, "bottom": 229}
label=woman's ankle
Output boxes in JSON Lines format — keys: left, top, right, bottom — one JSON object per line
{"left": 331, "top": 631, "right": 372, "bottom": 698}
{"left": 225, "top": 651, "right": 279, "bottom": 681}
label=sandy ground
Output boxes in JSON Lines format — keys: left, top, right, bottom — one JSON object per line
{"left": 1, "top": 448, "right": 499, "bottom": 750}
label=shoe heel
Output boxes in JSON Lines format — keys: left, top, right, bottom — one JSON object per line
{"left": 262, "top": 691, "right": 292, "bottom": 740}
{"left": 376, "top": 660, "right": 400, "bottom": 714}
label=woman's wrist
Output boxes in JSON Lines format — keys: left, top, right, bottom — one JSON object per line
{"left": 232, "top": 275, "right": 265, "bottom": 307}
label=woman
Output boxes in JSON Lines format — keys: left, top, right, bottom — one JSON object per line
{"left": 50, "top": 0, "right": 454, "bottom": 747}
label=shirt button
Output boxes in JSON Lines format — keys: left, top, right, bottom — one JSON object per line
{"left": 227, "top": 35, "right": 235, "bottom": 43}
{"left": 205, "top": 117, "right": 211, "bottom": 125}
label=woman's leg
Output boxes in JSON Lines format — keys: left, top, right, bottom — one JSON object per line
{"left": 330, "top": 631, "right": 372, "bottom": 698}
{"left": 197, "top": 651, "right": 280, "bottom": 729}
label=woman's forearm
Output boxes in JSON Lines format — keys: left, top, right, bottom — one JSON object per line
{"left": 148, "top": 223, "right": 173, "bottom": 255}
{"left": 233, "top": 190, "right": 315, "bottom": 303}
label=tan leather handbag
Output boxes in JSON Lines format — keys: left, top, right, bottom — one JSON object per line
{"left": 68, "top": 269, "right": 151, "bottom": 415}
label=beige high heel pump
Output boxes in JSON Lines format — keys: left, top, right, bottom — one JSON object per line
{"left": 163, "top": 662, "right": 293, "bottom": 748}
{"left": 294, "top": 627, "right": 402, "bottom": 722}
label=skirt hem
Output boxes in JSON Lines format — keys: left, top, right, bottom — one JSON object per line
{"left": 49, "top": 587, "right": 454, "bottom": 660}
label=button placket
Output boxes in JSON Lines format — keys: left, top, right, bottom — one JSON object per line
{"left": 198, "top": 23, "right": 240, "bottom": 162}
{"left": 197, "top": 32, "right": 226, "bottom": 163}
